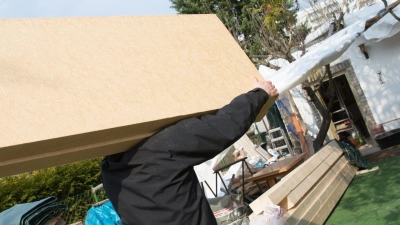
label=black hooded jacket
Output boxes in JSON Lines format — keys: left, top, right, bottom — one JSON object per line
{"left": 101, "top": 88, "right": 269, "bottom": 225}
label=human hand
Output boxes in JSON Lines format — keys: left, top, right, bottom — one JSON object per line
{"left": 252, "top": 76, "right": 279, "bottom": 98}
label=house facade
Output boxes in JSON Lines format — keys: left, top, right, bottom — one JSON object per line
{"left": 295, "top": 0, "right": 400, "bottom": 145}
{"left": 256, "top": 0, "right": 400, "bottom": 152}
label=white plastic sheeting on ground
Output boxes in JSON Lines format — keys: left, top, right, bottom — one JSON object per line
{"left": 259, "top": 20, "right": 365, "bottom": 94}
{"left": 195, "top": 135, "right": 269, "bottom": 198}
{"left": 194, "top": 147, "right": 231, "bottom": 198}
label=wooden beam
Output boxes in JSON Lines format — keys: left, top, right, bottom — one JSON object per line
{"left": 283, "top": 156, "right": 349, "bottom": 225}
{"left": 283, "top": 146, "right": 343, "bottom": 210}
{"left": 295, "top": 165, "right": 351, "bottom": 225}
{"left": 249, "top": 140, "right": 341, "bottom": 215}
{"left": 356, "top": 166, "right": 379, "bottom": 175}
{"left": 307, "top": 165, "right": 358, "bottom": 225}
{"left": 295, "top": 163, "right": 357, "bottom": 225}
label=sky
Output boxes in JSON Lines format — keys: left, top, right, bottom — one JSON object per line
{"left": 0, "top": 0, "right": 177, "bottom": 18}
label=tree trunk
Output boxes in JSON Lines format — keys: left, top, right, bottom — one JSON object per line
{"left": 303, "top": 65, "right": 335, "bottom": 151}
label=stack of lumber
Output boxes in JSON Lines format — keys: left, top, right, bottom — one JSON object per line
{"left": 249, "top": 140, "right": 359, "bottom": 225}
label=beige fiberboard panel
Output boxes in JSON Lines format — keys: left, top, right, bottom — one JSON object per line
{"left": 0, "top": 15, "right": 269, "bottom": 177}
{"left": 249, "top": 140, "right": 340, "bottom": 215}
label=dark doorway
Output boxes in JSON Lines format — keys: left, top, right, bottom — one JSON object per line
{"left": 319, "top": 74, "right": 369, "bottom": 138}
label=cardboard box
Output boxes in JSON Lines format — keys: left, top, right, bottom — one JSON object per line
{"left": 0, "top": 15, "right": 270, "bottom": 177}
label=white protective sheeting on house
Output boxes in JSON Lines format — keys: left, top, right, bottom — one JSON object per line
{"left": 333, "top": 1, "right": 400, "bottom": 131}
{"left": 258, "top": 18, "right": 366, "bottom": 139}
{"left": 268, "top": 58, "right": 290, "bottom": 68}
{"left": 270, "top": 0, "right": 400, "bottom": 94}
{"left": 258, "top": 67, "right": 320, "bottom": 137}
{"left": 258, "top": 65, "right": 277, "bottom": 81}
{"left": 345, "top": 0, "right": 400, "bottom": 42}
{"left": 304, "top": 20, "right": 332, "bottom": 45}
{"left": 259, "top": 20, "right": 365, "bottom": 94}
{"left": 259, "top": 1, "right": 400, "bottom": 138}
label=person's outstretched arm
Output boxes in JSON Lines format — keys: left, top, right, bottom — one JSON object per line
{"left": 142, "top": 77, "right": 278, "bottom": 166}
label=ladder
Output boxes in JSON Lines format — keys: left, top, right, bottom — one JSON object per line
{"left": 331, "top": 80, "right": 357, "bottom": 136}
{"left": 268, "top": 127, "right": 294, "bottom": 156}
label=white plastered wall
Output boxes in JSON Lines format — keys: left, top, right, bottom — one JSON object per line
{"left": 332, "top": 31, "right": 400, "bottom": 131}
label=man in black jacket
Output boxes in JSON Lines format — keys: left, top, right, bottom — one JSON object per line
{"left": 101, "top": 77, "right": 278, "bottom": 225}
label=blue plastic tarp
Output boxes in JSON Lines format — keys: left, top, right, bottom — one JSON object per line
{"left": 0, "top": 196, "right": 67, "bottom": 225}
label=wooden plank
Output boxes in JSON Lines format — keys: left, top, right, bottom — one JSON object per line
{"left": 247, "top": 184, "right": 268, "bottom": 196}
{"left": 235, "top": 135, "right": 270, "bottom": 160}
{"left": 282, "top": 156, "right": 349, "bottom": 225}
{"left": 307, "top": 165, "right": 358, "bottom": 225}
{"left": 0, "top": 15, "right": 271, "bottom": 177}
{"left": 267, "top": 179, "right": 277, "bottom": 187}
{"left": 249, "top": 140, "right": 340, "bottom": 215}
{"left": 284, "top": 146, "right": 343, "bottom": 210}
{"left": 295, "top": 165, "right": 351, "bottom": 225}
{"left": 295, "top": 163, "right": 356, "bottom": 225}
{"left": 246, "top": 153, "right": 306, "bottom": 183}
{"left": 356, "top": 166, "right": 379, "bottom": 175}
{"left": 238, "top": 181, "right": 256, "bottom": 193}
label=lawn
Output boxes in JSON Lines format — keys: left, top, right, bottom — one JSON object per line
{"left": 325, "top": 155, "right": 400, "bottom": 225}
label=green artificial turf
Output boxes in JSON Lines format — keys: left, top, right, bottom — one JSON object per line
{"left": 324, "top": 155, "right": 400, "bottom": 225}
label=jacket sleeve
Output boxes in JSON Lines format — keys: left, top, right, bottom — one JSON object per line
{"left": 142, "top": 88, "right": 269, "bottom": 166}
